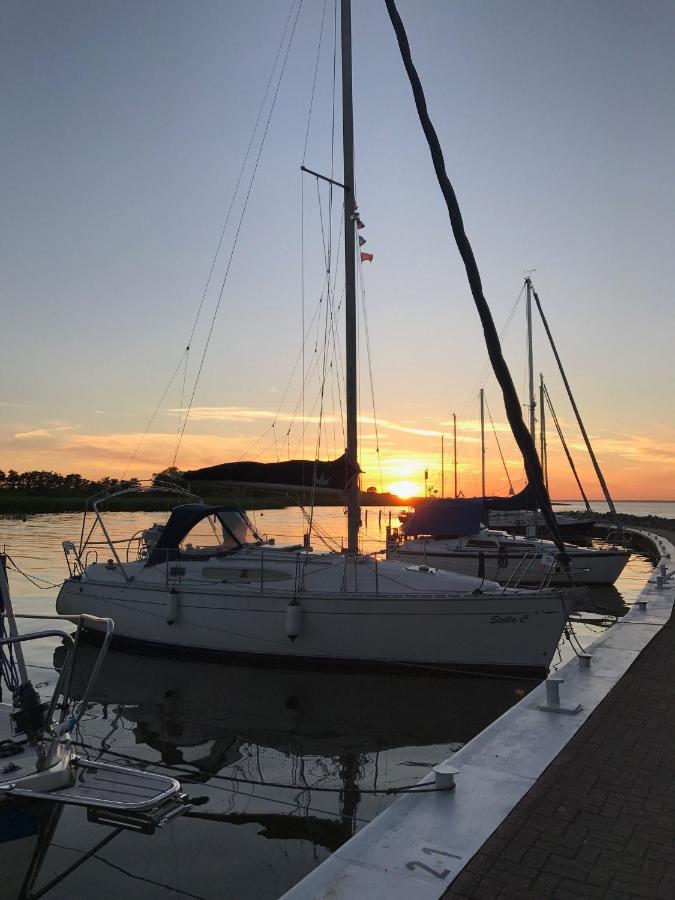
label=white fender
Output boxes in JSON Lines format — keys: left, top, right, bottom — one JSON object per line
{"left": 285, "top": 599, "right": 301, "bottom": 641}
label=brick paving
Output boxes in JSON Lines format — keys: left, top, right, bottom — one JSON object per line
{"left": 443, "top": 616, "right": 675, "bottom": 900}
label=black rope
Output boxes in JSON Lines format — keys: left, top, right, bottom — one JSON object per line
{"left": 383, "top": 0, "right": 567, "bottom": 559}
{"left": 543, "top": 383, "right": 593, "bottom": 513}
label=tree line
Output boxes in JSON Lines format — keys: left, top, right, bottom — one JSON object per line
{"left": 0, "top": 470, "right": 132, "bottom": 492}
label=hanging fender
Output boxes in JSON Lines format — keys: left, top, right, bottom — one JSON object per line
{"left": 286, "top": 599, "right": 302, "bottom": 642}
{"left": 166, "top": 588, "right": 179, "bottom": 625}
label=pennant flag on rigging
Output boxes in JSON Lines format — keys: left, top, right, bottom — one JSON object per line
{"left": 360, "top": 251, "right": 373, "bottom": 262}
{"left": 358, "top": 235, "right": 366, "bottom": 246}
{"left": 356, "top": 218, "right": 365, "bottom": 229}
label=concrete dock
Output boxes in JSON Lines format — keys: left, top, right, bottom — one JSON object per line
{"left": 444, "top": 600, "right": 675, "bottom": 899}
{"left": 283, "top": 529, "right": 675, "bottom": 900}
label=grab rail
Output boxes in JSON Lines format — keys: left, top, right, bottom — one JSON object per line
{"left": 0, "top": 614, "right": 114, "bottom": 737}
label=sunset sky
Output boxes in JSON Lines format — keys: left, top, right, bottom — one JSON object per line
{"left": 2, "top": 0, "right": 674, "bottom": 500}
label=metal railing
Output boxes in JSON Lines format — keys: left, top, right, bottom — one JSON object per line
{"left": 0, "top": 613, "right": 114, "bottom": 738}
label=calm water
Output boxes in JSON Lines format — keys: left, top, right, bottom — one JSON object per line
{"left": 0, "top": 508, "right": 655, "bottom": 899}
{"left": 557, "top": 499, "right": 675, "bottom": 519}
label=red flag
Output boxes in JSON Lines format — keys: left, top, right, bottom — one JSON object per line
{"left": 360, "top": 252, "right": 373, "bottom": 262}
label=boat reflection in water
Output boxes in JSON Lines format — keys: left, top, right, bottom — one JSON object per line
{"left": 56, "top": 644, "right": 535, "bottom": 849}
{"left": 0, "top": 799, "right": 63, "bottom": 900}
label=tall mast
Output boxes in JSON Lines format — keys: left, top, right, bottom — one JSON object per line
{"left": 453, "top": 412, "right": 457, "bottom": 497}
{"left": 540, "top": 373, "right": 548, "bottom": 489}
{"left": 479, "top": 389, "right": 486, "bottom": 501}
{"left": 341, "top": 0, "right": 359, "bottom": 553}
{"left": 441, "top": 434, "right": 445, "bottom": 498}
{"left": 525, "top": 276, "right": 536, "bottom": 443}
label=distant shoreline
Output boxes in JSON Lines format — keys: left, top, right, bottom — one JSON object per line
{"left": 0, "top": 490, "right": 404, "bottom": 517}
{"left": 0, "top": 491, "right": 672, "bottom": 518}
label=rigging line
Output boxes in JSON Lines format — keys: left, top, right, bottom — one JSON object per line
{"left": 188, "top": 0, "right": 302, "bottom": 349}
{"left": 454, "top": 283, "right": 525, "bottom": 474}
{"left": 121, "top": 0, "right": 299, "bottom": 481}
{"left": 183, "top": 0, "right": 301, "bottom": 356}
{"left": 302, "top": 0, "right": 329, "bottom": 164}
{"left": 173, "top": 0, "right": 305, "bottom": 466}
{"left": 239, "top": 289, "right": 326, "bottom": 462}
{"left": 458, "top": 282, "right": 525, "bottom": 424}
{"left": 308, "top": 239, "right": 335, "bottom": 532}
{"left": 300, "top": 0, "right": 329, "bottom": 470}
{"left": 283, "top": 282, "right": 338, "bottom": 438}
{"left": 300, "top": 0, "right": 328, "bottom": 475}
{"left": 330, "top": 288, "right": 346, "bottom": 441}
{"left": 531, "top": 283, "right": 618, "bottom": 527}
{"left": 316, "top": 177, "right": 332, "bottom": 280}
{"left": 174, "top": 344, "right": 190, "bottom": 463}
{"left": 484, "top": 395, "right": 515, "bottom": 495}
{"left": 120, "top": 348, "right": 187, "bottom": 481}
{"left": 358, "top": 257, "right": 384, "bottom": 492}
{"left": 544, "top": 382, "right": 593, "bottom": 513}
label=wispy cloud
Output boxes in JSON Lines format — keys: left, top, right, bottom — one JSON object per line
{"left": 167, "top": 405, "right": 486, "bottom": 442}
{"left": 14, "top": 425, "right": 78, "bottom": 440}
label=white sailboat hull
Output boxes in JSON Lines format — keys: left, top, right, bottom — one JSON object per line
{"left": 57, "top": 554, "right": 568, "bottom": 675}
{"left": 390, "top": 544, "right": 628, "bottom": 585}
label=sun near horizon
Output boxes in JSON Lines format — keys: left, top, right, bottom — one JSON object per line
{"left": 386, "top": 480, "right": 421, "bottom": 500}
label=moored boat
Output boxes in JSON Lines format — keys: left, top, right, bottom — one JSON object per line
{"left": 55, "top": 0, "right": 575, "bottom": 677}
{"left": 387, "top": 498, "right": 629, "bottom": 585}
{"left": 56, "top": 487, "right": 571, "bottom": 676}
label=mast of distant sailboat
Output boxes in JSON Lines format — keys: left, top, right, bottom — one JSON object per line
{"left": 453, "top": 412, "right": 458, "bottom": 498}
{"left": 480, "top": 389, "right": 486, "bottom": 501}
{"left": 525, "top": 276, "right": 536, "bottom": 443}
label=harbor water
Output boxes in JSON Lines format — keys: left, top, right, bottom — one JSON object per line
{"left": 0, "top": 507, "right": 655, "bottom": 899}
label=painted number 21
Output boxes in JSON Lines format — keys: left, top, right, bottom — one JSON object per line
{"left": 405, "top": 846, "right": 462, "bottom": 880}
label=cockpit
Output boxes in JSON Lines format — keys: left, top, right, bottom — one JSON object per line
{"left": 144, "top": 504, "right": 262, "bottom": 566}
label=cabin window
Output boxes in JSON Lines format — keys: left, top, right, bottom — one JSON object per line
{"left": 178, "top": 511, "right": 261, "bottom": 556}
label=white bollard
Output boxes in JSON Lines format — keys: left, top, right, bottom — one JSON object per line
{"left": 538, "top": 676, "right": 581, "bottom": 715}
{"left": 545, "top": 677, "right": 563, "bottom": 707}
{"left": 433, "top": 760, "right": 459, "bottom": 790}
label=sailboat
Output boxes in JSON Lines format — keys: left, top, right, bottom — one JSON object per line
{"left": 482, "top": 277, "right": 599, "bottom": 538}
{"left": 387, "top": 497, "right": 628, "bottom": 585}
{"left": 388, "top": 271, "right": 630, "bottom": 584}
{"left": 56, "top": 0, "right": 573, "bottom": 676}
{"left": 388, "top": 382, "right": 629, "bottom": 585}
